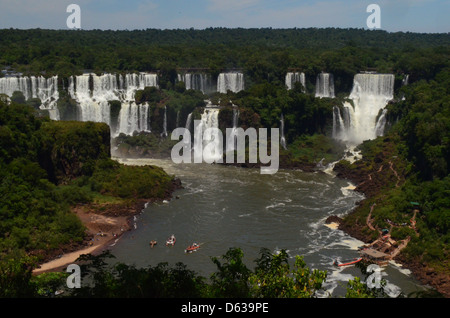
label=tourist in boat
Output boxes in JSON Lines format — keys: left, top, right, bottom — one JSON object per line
{"left": 166, "top": 234, "right": 176, "bottom": 246}
{"left": 185, "top": 242, "right": 200, "bottom": 253}
{"left": 333, "top": 257, "right": 362, "bottom": 267}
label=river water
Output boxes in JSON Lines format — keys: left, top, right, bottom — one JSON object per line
{"left": 109, "top": 158, "right": 428, "bottom": 297}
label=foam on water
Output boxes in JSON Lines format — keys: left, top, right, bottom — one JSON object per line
{"left": 340, "top": 183, "right": 357, "bottom": 196}
{"left": 112, "top": 158, "right": 424, "bottom": 297}
{"left": 265, "top": 202, "right": 286, "bottom": 210}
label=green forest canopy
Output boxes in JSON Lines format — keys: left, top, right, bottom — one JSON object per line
{"left": 1, "top": 28, "right": 448, "bottom": 89}
{"left": 0, "top": 28, "right": 448, "bottom": 297}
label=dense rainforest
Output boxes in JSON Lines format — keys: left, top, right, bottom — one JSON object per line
{"left": 0, "top": 100, "right": 181, "bottom": 296}
{"left": 334, "top": 68, "right": 449, "bottom": 295}
{"left": 0, "top": 28, "right": 449, "bottom": 298}
{"left": 1, "top": 28, "right": 449, "bottom": 87}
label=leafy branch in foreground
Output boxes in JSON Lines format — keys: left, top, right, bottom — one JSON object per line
{"left": 249, "top": 248, "right": 327, "bottom": 298}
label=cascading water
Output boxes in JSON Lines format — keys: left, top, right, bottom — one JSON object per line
{"left": 70, "top": 74, "right": 111, "bottom": 124}
{"left": 0, "top": 76, "right": 31, "bottom": 99}
{"left": 374, "top": 108, "right": 388, "bottom": 137}
{"left": 0, "top": 75, "right": 60, "bottom": 120}
{"left": 217, "top": 72, "right": 244, "bottom": 94}
{"left": 69, "top": 73, "right": 157, "bottom": 136}
{"left": 178, "top": 73, "right": 214, "bottom": 94}
{"left": 185, "top": 112, "right": 193, "bottom": 132}
{"left": 401, "top": 74, "right": 409, "bottom": 100}
{"left": 332, "top": 106, "right": 346, "bottom": 140}
{"left": 334, "top": 73, "right": 395, "bottom": 146}
{"left": 194, "top": 106, "right": 222, "bottom": 163}
{"left": 315, "top": 73, "right": 335, "bottom": 98}
{"left": 323, "top": 73, "right": 395, "bottom": 173}
{"left": 402, "top": 74, "right": 409, "bottom": 87}
{"left": 161, "top": 106, "right": 168, "bottom": 138}
{"left": 285, "top": 72, "right": 305, "bottom": 91}
{"left": 226, "top": 106, "right": 239, "bottom": 153}
{"left": 280, "top": 114, "right": 287, "bottom": 150}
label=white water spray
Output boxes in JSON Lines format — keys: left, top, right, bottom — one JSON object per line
{"left": 315, "top": 73, "right": 335, "bottom": 98}
{"left": 69, "top": 73, "right": 157, "bottom": 136}
{"left": 178, "top": 73, "right": 215, "bottom": 94}
{"left": 280, "top": 113, "right": 287, "bottom": 150}
{"left": 0, "top": 75, "right": 60, "bottom": 120}
{"left": 334, "top": 73, "right": 394, "bottom": 146}
{"left": 285, "top": 72, "right": 305, "bottom": 92}
{"left": 217, "top": 72, "right": 244, "bottom": 93}
{"left": 226, "top": 106, "right": 240, "bottom": 153}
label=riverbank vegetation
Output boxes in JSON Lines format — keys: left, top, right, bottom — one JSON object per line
{"left": 334, "top": 68, "right": 449, "bottom": 295}
{"left": 0, "top": 100, "right": 180, "bottom": 270}
{"left": 0, "top": 27, "right": 449, "bottom": 297}
{"left": 3, "top": 248, "right": 388, "bottom": 298}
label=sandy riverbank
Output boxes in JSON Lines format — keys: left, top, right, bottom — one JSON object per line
{"left": 32, "top": 204, "right": 133, "bottom": 274}
{"left": 32, "top": 170, "right": 182, "bottom": 275}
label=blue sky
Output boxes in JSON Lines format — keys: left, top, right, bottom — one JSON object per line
{"left": 0, "top": 0, "right": 448, "bottom": 33}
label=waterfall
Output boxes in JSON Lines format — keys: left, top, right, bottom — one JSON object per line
{"left": 315, "top": 73, "right": 335, "bottom": 98}
{"left": 178, "top": 73, "right": 214, "bottom": 94}
{"left": 32, "top": 76, "right": 60, "bottom": 119}
{"left": 333, "top": 73, "right": 394, "bottom": 146}
{"left": 323, "top": 104, "right": 362, "bottom": 175}
{"left": 401, "top": 74, "right": 409, "bottom": 100}
{"left": 139, "top": 103, "right": 150, "bottom": 133}
{"left": 161, "top": 106, "right": 168, "bottom": 138}
{"left": 0, "top": 73, "right": 161, "bottom": 136}
{"left": 332, "top": 106, "right": 346, "bottom": 140}
{"left": 280, "top": 114, "right": 287, "bottom": 150}
{"left": 0, "top": 75, "right": 60, "bottom": 120}
{"left": 232, "top": 107, "right": 239, "bottom": 129}
{"left": 69, "top": 73, "right": 157, "bottom": 136}
{"left": 71, "top": 74, "right": 111, "bottom": 125}
{"left": 285, "top": 72, "right": 305, "bottom": 91}
{"left": 185, "top": 112, "right": 193, "bottom": 132}
{"left": 0, "top": 76, "right": 31, "bottom": 100}
{"left": 118, "top": 102, "right": 137, "bottom": 135}
{"left": 194, "top": 107, "right": 222, "bottom": 163}
{"left": 116, "top": 101, "right": 150, "bottom": 136}
{"left": 375, "top": 108, "right": 388, "bottom": 137}
{"left": 226, "top": 106, "right": 239, "bottom": 153}
{"left": 217, "top": 72, "right": 244, "bottom": 93}
{"left": 402, "top": 74, "right": 409, "bottom": 87}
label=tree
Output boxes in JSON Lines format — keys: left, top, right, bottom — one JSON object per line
{"left": 0, "top": 255, "right": 37, "bottom": 297}
{"left": 69, "top": 251, "right": 206, "bottom": 298}
{"left": 209, "top": 247, "right": 252, "bottom": 298}
{"left": 249, "top": 248, "right": 327, "bottom": 298}
{"left": 10, "top": 91, "right": 25, "bottom": 104}
{"left": 345, "top": 277, "right": 375, "bottom": 298}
